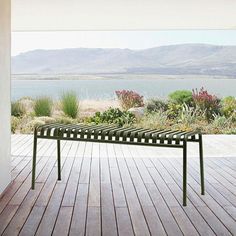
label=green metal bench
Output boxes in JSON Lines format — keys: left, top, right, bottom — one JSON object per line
{"left": 31, "top": 123, "right": 205, "bottom": 206}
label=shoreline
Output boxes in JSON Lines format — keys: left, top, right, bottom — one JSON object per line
{"left": 11, "top": 74, "right": 236, "bottom": 80}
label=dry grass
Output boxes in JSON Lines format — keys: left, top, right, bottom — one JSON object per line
{"left": 79, "top": 99, "right": 120, "bottom": 117}
{"left": 11, "top": 98, "right": 120, "bottom": 133}
{"left": 19, "top": 98, "right": 119, "bottom": 117}
{"left": 11, "top": 98, "right": 236, "bottom": 135}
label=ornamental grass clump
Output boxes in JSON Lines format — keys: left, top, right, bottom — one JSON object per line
{"left": 61, "top": 91, "right": 79, "bottom": 119}
{"left": 115, "top": 90, "right": 144, "bottom": 110}
{"left": 34, "top": 97, "right": 53, "bottom": 117}
{"left": 177, "top": 104, "right": 205, "bottom": 127}
{"left": 192, "top": 87, "right": 221, "bottom": 121}
{"left": 11, "top": 101, "right": 26, "bottom": 117}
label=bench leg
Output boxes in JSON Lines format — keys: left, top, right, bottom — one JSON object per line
{"left": 199, "top": 134, "right": 205, "bottom": 195}
{"left": 183, "top": 140, "right": 187, "bottom": 206}
{"left": 31, "top": 134, "right": 37, "bottom": 189}
{"left": 57, "top": 140, "right": 61, "bottom": 181}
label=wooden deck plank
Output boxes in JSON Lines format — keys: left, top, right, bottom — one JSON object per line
{"left": 19, "top": 206, "right": 46, "bottom": 236}
{"left": 0, "top": 205, "right": 19, "bottom": 235}
{"left": 176, "top": 169, "right": 234, "bottom": 235}
{"left": 87, "top": 158, "right": 100, "bottom": 207}
{"left": 116, "top": 207, "right": 134, "bottom": 236}
{"left": 53, "top": 206, "right": 73, "bottom": 236}
{"left": 2, "top": 183, "right": 43, "bottom": 236}
{"left": 109, "top": 164, "right": 128, "bottom": 208}
{"left": 11, "top": 139, "right": 47, "bottom": 177}
{"left": 86, "top": 207, "right": 101, "bottom": 236}
{"left": 35, "top": 142, "right": 69, "bottom": 207}
{"left": 190, "top": 158, "right": 236, "bottom": 207}
{"left": 151, "top": 158, "right": 208, "bottom": 236}
{"left": 0, "top": 135, "right": 236, "bottom": 235}
{"left": 0, "top": 144, "right": 58, "bottom": 230}
{"left": 36, "top": 183, "right": 67, "bottom": 236}
{"left": 108, "top": 153, "right": 135, "bottom": 236}
{"left": 79, "top": 142, "right": 93, "bottom": 184}
{"left": 69, "top": 183, "right": 89, "bottom": 236}
{"left": 124, "top": 158, "right": 166, "bottom": 236}
{"left": 11, "top": 135, "right": 31, "bottom": 154}
{"left": 157, "top": 158, "right": 215, "bottom": 236}
{"left": 70, "top": 142, "right": 92, "bottom": 236}
{"left": 0, "top": 181, "right": 22, "bottom": 215}
{"left": 100, "top": 157, "right": 118, "bottom": 236}
{"left": 61, "top": 155, "right": 83, "bottom": 206}
{"left": 145, "top": 182, "right": 183, "bottom": 236}
{"left": 116, "top": 156, "right": 151, "bottom": 236}
{"left": 86, "top": 143, "right": 101, "bottom": 236}
{"left": 172, "top": 158, "right": 235, "bottom": 235}
{"left": 36, "top": 155, "right": 74, "bottom": 232}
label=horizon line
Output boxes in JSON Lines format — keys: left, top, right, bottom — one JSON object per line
{"left": 12, "top": 42, "right": 236, "bottom": 56}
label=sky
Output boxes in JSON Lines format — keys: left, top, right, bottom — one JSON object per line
{"left": 11, "top": 30, "right": 236, "bottom": 56}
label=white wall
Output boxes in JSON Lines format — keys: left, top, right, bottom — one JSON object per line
{"left": 12, "top": 0, "right": 236, "bottom": 31}
{"left": 0, "top": 0, "right": 11, "bottom": 194}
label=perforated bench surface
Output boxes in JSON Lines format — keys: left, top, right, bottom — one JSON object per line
{"left": 35, "top": 123, "right": 200, "bottom": 147}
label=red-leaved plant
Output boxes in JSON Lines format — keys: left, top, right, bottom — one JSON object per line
{"left": 115, "top": 90, "right": 144, "bottom": 110}
{"left": 192, "top": 87, "right": 220, "bottom": 121}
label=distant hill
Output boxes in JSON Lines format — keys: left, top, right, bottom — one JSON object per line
{"left": 12, "top": 44, "right": 236, "bottom": 76}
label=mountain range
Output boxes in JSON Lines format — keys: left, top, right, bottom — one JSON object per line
{"left": 12, "top": 44, "right": 236, "bottom": 76}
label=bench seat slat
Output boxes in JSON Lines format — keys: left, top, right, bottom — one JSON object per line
{"left": 160, "top": 130, "right": 179, "bottom": 144}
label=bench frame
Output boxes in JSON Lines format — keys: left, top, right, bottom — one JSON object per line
{"left": 31, "top": 125, "right": 205, "bottom": 206}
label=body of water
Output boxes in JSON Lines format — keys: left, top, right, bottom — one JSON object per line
{"left": 12, "top": 78, "right": 236, "bottom": 100}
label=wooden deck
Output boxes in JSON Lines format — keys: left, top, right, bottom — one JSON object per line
{"left": 0, "top": 134, "right": 236, "bottom": 236}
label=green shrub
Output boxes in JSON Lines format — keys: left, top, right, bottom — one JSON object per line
{"left": 87, "top": 107, "right": 135, "bottom": 126}
{"left": 61, "top": 91, "right": 79, "bottom": 119}
{"left": 221, "top": 96, "right": 236, "bottom": 118}
{"left": 115, "top": 90, "right": 144, "bottom": 110}
{"left": 167, "top": 102, "right": 183, "bottom": 119}
{"left": 192, "top": 88, "right": 221, "bottom": 121}
{"left": 11, "top": 101, "right": 26, "bottom": 117}
{"left": 34, "top": 97, "right": 53, "bottom": 117}
{"left": 146, "top": 98, "right": 168, "bottom": 113}
{"left": 168, "top": 90, "right": 193, "bottom": 105}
